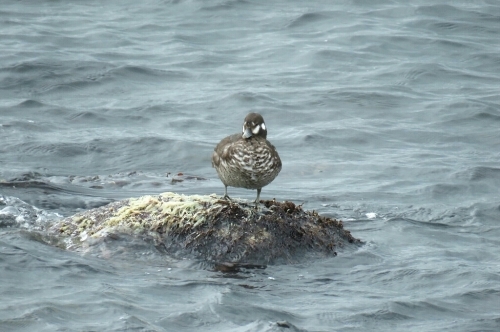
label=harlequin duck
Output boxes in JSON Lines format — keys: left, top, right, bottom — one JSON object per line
{"left": 212, "top": 112, "right": 282, "bottom": 203}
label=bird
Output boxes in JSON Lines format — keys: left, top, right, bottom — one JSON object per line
{"left": 212, "top": 112, "right": 282, "bottom": 203}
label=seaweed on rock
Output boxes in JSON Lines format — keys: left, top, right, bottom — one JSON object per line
{"left": 49, "top": 192, "right": 359, "bottom": 264}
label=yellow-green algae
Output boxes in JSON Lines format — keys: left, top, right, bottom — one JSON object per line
{"left": 57, "top": 194, "right": 212, "bottom": 244}
{"left": 49, "top": 192, "right": 359, "bottom": 264}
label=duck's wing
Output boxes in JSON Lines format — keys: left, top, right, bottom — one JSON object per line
{"left": 265, "top": 139, "right": 282, "bottom": 171}
{"left": 212, "top": 133, "right": 241, "bottom": 167}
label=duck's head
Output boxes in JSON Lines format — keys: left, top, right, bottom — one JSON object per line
{"left": 242, "top": 112, "right": 267, "bottom": 139}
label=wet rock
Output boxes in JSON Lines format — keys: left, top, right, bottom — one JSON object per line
{"left": 48, "top": 192, "right": 360, "bottom": 264}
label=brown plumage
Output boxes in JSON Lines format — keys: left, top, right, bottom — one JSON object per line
{"left": 212, "top": 113, "right": 282, "bottom": 203}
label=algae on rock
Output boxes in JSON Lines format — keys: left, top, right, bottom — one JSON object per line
{"left": 49, "top": 192, "right": 359, "bottom": 264}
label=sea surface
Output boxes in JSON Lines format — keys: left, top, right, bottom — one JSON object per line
{"left": 1, "top": 0, "right": 500, "bottom": 331}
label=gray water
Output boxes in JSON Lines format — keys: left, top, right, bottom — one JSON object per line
{"left": 1, "top": 0, "right": 500, "bottom": 331}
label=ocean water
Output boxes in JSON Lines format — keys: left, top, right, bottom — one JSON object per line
{"left": 1, "top": 0, "right": 500, "bottom": 331}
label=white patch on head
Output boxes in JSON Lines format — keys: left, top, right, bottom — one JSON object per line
{"left": 242, "top": 125, "right": 245, "bottom": 133}
{"left": 252, "top": 124, "right": 260, "bottom": 135}
{"left": 261, "top": 123, "right": 266, "bottom": 131}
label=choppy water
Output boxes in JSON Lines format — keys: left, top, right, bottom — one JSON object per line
{"left": 1, "top": 1, "right": 500, "bottom": 331}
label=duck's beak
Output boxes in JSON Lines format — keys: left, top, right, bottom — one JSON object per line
{"left": 242, "top": 127, "right": 253, "bottom": 138}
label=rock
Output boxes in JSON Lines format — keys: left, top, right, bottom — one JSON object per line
{"left": 48, "top": 192, "right": 360, "bottom": 264}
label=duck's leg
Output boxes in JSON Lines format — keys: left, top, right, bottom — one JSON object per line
{"left": 223, "top": 185, "right": 230, "bottom": 199}
{"left": 254, "top": 188, "right": 262, "bottom": 204}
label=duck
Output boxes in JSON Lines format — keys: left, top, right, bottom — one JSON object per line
{"left": 212, "top": 112, "right": 282, "bottom": 203}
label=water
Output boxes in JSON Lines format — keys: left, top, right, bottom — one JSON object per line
{"left": 1, "top": 0, "right": 500, "bottom": 331}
